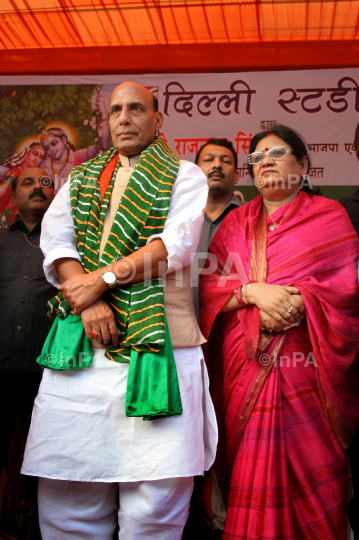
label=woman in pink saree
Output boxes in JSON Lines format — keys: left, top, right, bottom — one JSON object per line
{"left": 200, "top": 125, "right": 359, "bottom": 540}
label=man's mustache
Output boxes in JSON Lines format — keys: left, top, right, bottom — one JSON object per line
{"left": 29, "top": 189, "right": 47, "bottom": 201}
{"left": 208, "top": 170, "right": 225, "bottom": 179}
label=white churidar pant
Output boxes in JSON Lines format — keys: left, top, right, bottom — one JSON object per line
{"left": 38, "top": 476, "right": 194, "bottom": 540}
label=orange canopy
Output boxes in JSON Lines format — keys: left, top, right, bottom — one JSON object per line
{"left": 0, "top": 0, "right": 358, "bottom": 74}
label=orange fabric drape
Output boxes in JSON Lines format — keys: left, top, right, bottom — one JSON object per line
{"left": 1, "top": 0, "right": 358, "bottom": 51}
{"left": 0, "top": 1, "right": 358, "bottom": 74}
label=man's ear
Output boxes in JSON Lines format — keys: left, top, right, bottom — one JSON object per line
{"left": 155, "top": 111, "right": 164, "bottom": 132}
{"left": 11, "top": 190, "right": 17, "bottom": 207}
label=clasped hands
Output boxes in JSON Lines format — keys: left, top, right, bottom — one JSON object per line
{"left": 58, "top": 270, "right": 121, "bottom": 347}
{"left": 56, "top": 241, "right": 166, "bottom": 348}
{"left": 244, "top": 283, "right": 306, "bottom": 333}
{"left": 58, "top": 270, "right": 107, "bottom": 315}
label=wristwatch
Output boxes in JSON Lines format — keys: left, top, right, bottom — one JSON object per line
{"left": 101, "top": 267, "right": 117, "bottom": 290}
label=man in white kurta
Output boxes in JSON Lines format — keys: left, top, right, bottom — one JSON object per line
{"left": 21, "top": 82, "right": 217, "bottom": 540}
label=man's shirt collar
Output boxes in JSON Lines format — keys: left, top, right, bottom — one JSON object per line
{"left": 10, "top": 216, "right": 42, "bottom": 234}
{"left": 205, "top": 193, "right": 242, "bottom": 225}
{"left": 227, "top": 193, "right": 242, "bottom": 209}
{"left": 118, "top": 154, "right": 141, "bottom": 168}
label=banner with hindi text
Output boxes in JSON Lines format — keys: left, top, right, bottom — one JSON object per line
{"left": 0, "top": 69, "right": 358, "bottom": 228}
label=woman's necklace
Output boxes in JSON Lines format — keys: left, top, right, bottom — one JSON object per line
{"left": 22, "top": 232, "right": 40, "bottom": 249}
{"left": 266, "top": 207, "right": 290, "bottom": 231}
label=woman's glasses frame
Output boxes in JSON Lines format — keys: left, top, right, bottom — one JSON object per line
{"left": 248, "top": 146, "right": 294, "bottom": 165}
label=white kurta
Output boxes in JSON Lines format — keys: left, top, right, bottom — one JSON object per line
{"left": 21, "top": 159, "right": 218, "bottom": 483}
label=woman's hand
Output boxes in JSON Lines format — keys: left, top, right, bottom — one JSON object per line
{"left": 260, "top": 310, "right": 289, "bottom": 333}
{"left": 58, "top": 270, "right": 107, "bottom": 315}
{"left": 246, "top": 283, "right": 305, "bottom": 326}
{"left": 285, "top": 287, "right": 306, "bottom": 316}
{"left": 81, "top": 297, "right": 121, "bottom": 346}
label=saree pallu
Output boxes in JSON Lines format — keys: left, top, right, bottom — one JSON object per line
{"left": 200, "top": 192, "right": 359, "bottom": 540}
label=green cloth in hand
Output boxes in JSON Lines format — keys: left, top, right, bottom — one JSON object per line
{"left": 37, "top": 301, "right": 92, "bottom": 370}
{"left": 126, "top": 314, "right": 183, "bottom": 421}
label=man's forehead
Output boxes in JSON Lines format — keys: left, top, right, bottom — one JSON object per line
{"left": 21, "top": 175, "right": 39, "bottom": 181}
{"left": 19, "top": 168, "right": 47, "bottom": 181}
{"left": 110, "top": 83, "right": 152, "bottom": 105}
{"left": 201, "top": 146, "right": 234, "bottom": 158}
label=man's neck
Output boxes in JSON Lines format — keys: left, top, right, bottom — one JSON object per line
{"left": 18, "top": 211, "right": 43, "bottom": 232}
{"left": 206, "top": 192, "right": 233, "bottom": 222}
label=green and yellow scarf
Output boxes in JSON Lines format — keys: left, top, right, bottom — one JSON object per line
{"left": 37, "top": 137, "right": 183, "bottom": 420}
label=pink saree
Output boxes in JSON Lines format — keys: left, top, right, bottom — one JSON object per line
{"left": 200, "top": 192, "right": 359, "bottom": 540}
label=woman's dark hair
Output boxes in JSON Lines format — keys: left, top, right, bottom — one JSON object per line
{"left": 248, "top": 124, "right": 313, "bottom": 194}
